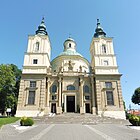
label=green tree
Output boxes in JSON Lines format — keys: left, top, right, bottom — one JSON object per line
{"left": 10, "top": 64, "right": 21, "bottom": 115}
{"left": 0, "top": 64, "right": 21, "bottom": 115}
{"left": 132, "top": 87, "right": 140, "bottom": 105}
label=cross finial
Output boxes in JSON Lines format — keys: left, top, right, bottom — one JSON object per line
{"left": 41, "top": 16, "right": 45, "bottom": 23}
{"left": 69, "top": 33, "right": 71, "bottom": 38}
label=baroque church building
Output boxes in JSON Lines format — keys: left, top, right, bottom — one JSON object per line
{"left": 16, "top": 18, "right": 125, "bottom": 119}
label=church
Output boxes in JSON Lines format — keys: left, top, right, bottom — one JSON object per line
{"left": 16, "top": 18, "right": 125, "bottom": 119}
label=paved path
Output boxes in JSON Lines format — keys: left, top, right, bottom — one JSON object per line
{"left": 0, "top": 114, "right": 140, "bottom": 140}
{"left": 1, "top": 123, "right": 140, "bottom": 140}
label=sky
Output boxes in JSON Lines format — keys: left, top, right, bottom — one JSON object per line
{"left": 0, "top": 0, "right": 140, "bottom": 109}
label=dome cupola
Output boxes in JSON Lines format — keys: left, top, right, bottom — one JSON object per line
{"left": 58, "top": 37, "right": 83, "bottom": 57}
{"left": 63, "top": 37, "right": 76, "bottom": 52}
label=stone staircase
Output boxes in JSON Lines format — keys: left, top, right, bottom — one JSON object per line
{"left": 34, "top": 113, "right": 129, "bottom": 125}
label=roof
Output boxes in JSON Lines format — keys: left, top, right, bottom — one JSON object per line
{"left": 58, "top": 50, "right": 83, "bottom": 57}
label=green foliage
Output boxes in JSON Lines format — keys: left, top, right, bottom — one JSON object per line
{"left": 128, "top": 114, "right": 140, "bottom": 126}
{"left": 132, "top": 87, "right": 140, "bottom": 105}
{"left": 0, "top": 117, "right": 20, "bottom": 127}
{"left": 123, "top": 101, "right": 126, "bottom": 110}
{"left": 0, "top": 64, "right": 21, "bottom": 115}
{"left": 20, "top": 117, "right": 34, "bottom": 126}
{"left": 0, "top": 64, "right": 16, "bottom": 92}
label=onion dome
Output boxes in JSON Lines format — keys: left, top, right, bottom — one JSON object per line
{"left": 36, "top": 17, "right": 48, "bottom": 35}
{"left": 94, "top": 19, "right": 106, "bottom": 38}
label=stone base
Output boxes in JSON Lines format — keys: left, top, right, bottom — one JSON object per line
{"left": 92, "top": 107, "right": 97, "bottom": 115}
{"left": 57, "top": 107, "right": 62, "bottom": 114}
{"left": 98, "top": 111, "right": 126, "bottom": 119}
{"left": 15, "top": 110, "right": 44, "bottom": 117}
{"left": 80, "top": 106, "right": 85, "bottom": 114}
{"left": 44, "top": 107, "right": 50, "bottom": 114}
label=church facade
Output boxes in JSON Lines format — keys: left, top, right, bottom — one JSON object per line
{"left": 16, "top": 18, "right": 125, "bottom": 119}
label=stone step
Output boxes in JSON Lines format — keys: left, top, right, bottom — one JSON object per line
{"left": 33, "top": 113, "right": 129, "bottom": 125}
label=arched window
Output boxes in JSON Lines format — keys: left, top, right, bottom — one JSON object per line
{"left": 52, "top": 85, "right": 57, "bottom": 93}
{"left": 84, "top": 85, "right": 89, "bottom": 93}
{"left": 102, "top": 44, "right": 106, "bottom": 54}
{"left": 67, "top": 85, "right": 75, "bottom": 90}
{"left": 35, "top": 42, "right": 39, "bottom": 51}
{"left": 69, "top": 43, "right": 71, "bottom": 48}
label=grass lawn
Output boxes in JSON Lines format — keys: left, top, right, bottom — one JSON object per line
{"left": 0, "top": 117, "right": 20, "bottom": 128}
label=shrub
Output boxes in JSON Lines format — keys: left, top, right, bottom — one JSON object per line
{"left": 20, "top": 116, "right": 34, "bottom": 126}
{"left": 128, "top": 114, "right": 140, "bottom": 126}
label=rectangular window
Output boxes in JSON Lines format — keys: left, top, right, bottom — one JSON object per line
{"left": 30, "top": 81, "right": 36, "bottom": 88}
{"left": 85, "top": 96, "right": 90, "bottom": 100}
{"left": 28, "top": 91, "right": 35, "bottom": 105}
{"left": 106, "top": 91, "right": 114, "bottom": 105}
{"left": 105, "top": 82, "right": 112, "bottom": 88}
{"left": 104, "top": 60, "right": 109, "bottom": 66}
{"left": 52, "top": 95, "right": 57, "bottom": 100}
{"left": 33, "top": 59, "right": 38, "bottom": 64}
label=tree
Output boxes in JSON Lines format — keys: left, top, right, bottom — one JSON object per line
{"left": 0, "top": 64, "right": 21, "bottom": 115}
{"left": 10, "top": 64, "right": 21, "bottom": 115}
{"left": 132, "top": 87, "right": 140, "bottom": 105}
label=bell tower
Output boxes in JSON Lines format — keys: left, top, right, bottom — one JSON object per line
{"left": 23, "top": 17, "right": 51, "bottom": 74}
{"left": 90, "top": 19, "right": 125, "bottom": 119}
{"left": 90, "top": 19, "right": 118, "bottom": 74}
{"left": 16, "top": 18, "right": 51, "bottom": 117}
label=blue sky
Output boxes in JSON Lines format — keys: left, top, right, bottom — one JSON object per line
{"left": 0, "top": 0, "right": 140, "bottom": 109}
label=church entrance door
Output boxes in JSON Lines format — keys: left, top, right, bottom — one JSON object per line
{"left": 85, "top": 103, "right": 90, "bottom": 113}
{"left": 51, "top": 103, "right": 56, "bottom": 113}
{"left": 67, "top": 96, "right": 75, "bottom": 112}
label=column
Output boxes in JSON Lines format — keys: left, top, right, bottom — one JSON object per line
{"left": 57, "top": 77, "right": 62, "bottom": 114}
{"left": 79, "top": 77, "right": 85, "bottom": 114}
{"left": 44, "top": 77, "right": 50, "bottom": 114}
{"left": 46, "top": 78, "right": 50, "bottom": 107}
{"left": 91, "top": 77, "right": 96, "bottom": 115}
{"left": 64, "top": 94, "right": 67, "bottom": 113}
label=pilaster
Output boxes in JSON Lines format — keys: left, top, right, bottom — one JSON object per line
{"left": 79, "top": 77, "right": 85, "bottom": 114}
{"left": 117, "top": 80, "right": 124, "bottom": 110}
{"left": 17, "top": 79, "right": 25, "bottom": 108}
{"left": 91, "top": 77, "right": 96, "bottom": 115}
{"left": 39, "top": 78, "right": 46, "bottom": 108}
{"left": 57, "top": 77, "right": 62, "bottom": 114}
{"left": 96, "top": 80, "right": 101, "bottom": 112}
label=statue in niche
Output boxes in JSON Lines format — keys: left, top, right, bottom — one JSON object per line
{"left": 68, "top": 60, "right": 73, "bottom": 71}
{"left": 58, "top": 66, "right": 63, "bottom": 73}
{"left": 47, "top": 66, "right": 52, "bottom": 73}
{"left": 79, "top": 65, "right": 82, "bottom": 72}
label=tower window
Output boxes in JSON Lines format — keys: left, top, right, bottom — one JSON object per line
{"left": 102, "top": 44, "right": 106, "bottom": 54}
{"left": 35, "top": 42, "right": 39, "bottom": 51}
{"left": 106, "top": 91, "right": 114, "bottom": 105}
{"left": 69, "top": 43, "right": 71, "bottom": 48}
{"left": 104, "top": 60, "right": 109, "bottom": 66}
{"left": 33, "top": 59, "right": 38, "bottom": 64}
{"left": 28, "top": 91, "right": 35, "bottom": 105}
